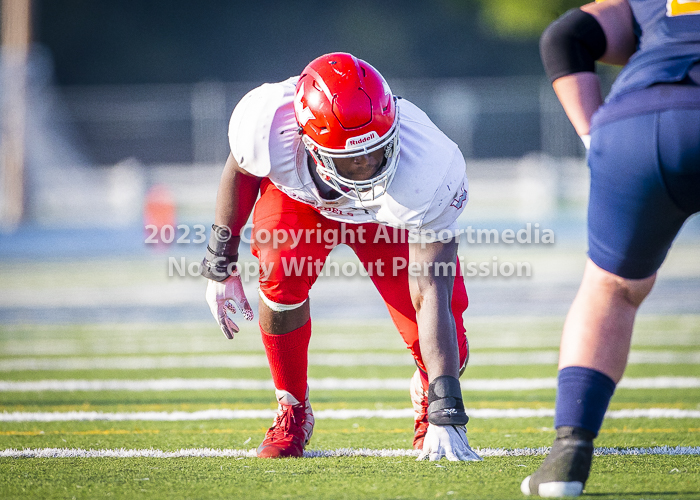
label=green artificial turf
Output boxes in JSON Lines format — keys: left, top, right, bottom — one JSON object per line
{"left": 2, "top": 455, "right": 700, "bottom": 500}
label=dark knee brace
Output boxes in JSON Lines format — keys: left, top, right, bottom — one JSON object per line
{"left": 427, "top": 376, "right": 469, "bottom": 426}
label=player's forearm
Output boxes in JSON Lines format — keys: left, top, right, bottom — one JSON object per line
{"left": 201, "top": 153, "right": 262, "bottom": 282}
{"left": 409, "top": 239, "right": 460, "bottom": 380}
{"left": 214, "top": 153, "right": 262, "bottom": 236}
{"left": 552, "top": 73, "right": 603, "bottom": 136}
{"left": 414, "top": 288, "right": 460, "bottom": 381}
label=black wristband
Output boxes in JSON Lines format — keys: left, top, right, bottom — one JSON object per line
{"left": 540, "top": 9, "right": 607, "bottom": 83}
{"left": 200, "top": 224, "right": 240, "bottom": 282}
{"left": 427, "top": 375, "right": 469, "bottom": 426}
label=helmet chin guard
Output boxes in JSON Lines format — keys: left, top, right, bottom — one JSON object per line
{"left": 294, "top": 52, "right": 400, "bottom": 202}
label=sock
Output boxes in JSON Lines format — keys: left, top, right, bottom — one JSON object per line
{"left": 554, "top": 366, "right": 616, "bottom": 436}
{"left": 260, "top": 319, "right": 312, "bottom": 404}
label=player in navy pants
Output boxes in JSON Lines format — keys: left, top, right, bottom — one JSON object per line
{"left": 522, "top": 0, "right": 700, "bottom": 497}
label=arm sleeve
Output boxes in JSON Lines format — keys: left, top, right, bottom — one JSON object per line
{"left": 540, "top": 8, "right": 607, "bottom": 83}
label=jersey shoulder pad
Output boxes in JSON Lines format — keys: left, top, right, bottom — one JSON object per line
{"left": 419, "top": 157, "right": 468, "bottom": 233}
{"left": 228, "top": 77, "right": 298, "bottom": 177}
{"left": 389, "top": 99, "right": 467, "bottom": 232}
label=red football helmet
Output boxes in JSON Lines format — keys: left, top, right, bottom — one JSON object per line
{"left": 294, "top": 52, "right": 400, "bottom": 201}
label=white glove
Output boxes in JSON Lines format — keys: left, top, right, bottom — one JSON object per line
{"left": 205, "top": 270, "right": 254, "bottom": 339}
{"left": 417, "top": 424, "right": 482, "bottom": 462}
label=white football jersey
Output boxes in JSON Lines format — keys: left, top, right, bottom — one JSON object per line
{"left": 228, "top": 77, "right": 469, "bottom": 235}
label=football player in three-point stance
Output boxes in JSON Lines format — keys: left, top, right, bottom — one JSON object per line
{"left": 201, "top": 52, "right": 481, "bottom": 461}
{"left": 523, "top": 0, "right": 700, "bottom": 496}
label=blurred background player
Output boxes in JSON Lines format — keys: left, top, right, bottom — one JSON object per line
{"left": 200, "top": 52, "right": 481, "bottom": 461}
{"left": 522, "top": 0, "right": 700, "bottom": 496}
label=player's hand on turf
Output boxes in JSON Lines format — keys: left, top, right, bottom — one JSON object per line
{"left": 417, "top": 424, "right": 482, "bottom": 462}
{"left": 205, "top": 270, "right": 254, "bottom": 339}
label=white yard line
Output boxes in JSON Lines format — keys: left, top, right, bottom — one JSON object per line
{"left": 1, "top": 446, "right": 699, "bottom": 459}
{"left": 2, "top": 350, "right": 700, "bottom": 371}
{"left": 2, "top": 376, "right": 700, "bottom": 392}
{"left": 2, "top": 408, "right": 700, "bottom": 422}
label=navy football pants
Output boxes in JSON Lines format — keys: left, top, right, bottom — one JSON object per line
{"left": 588, "top": 105, "right": 700, "bottom": 279}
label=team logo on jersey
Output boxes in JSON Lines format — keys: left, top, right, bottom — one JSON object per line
{"left": 667, "top": 0, "right": 700, "bottom": 16}
{"left": 450, "top": 184, "right": 467, "bottom": 209}
{"left": 294, "top": 83, "right": 316, "bottom": 126}
{"left": 346, "top": 131, "right": 379, "bottom": 148}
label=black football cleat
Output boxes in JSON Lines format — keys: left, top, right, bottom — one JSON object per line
{"left": 521, "top": 426, "right": 595, "bottom": 497}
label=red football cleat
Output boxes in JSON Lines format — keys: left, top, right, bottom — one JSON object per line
{"left": 257, "top": 387, "right": 314, "bottom": 458}
{"left": 410, "top": 368, "right": 429, "bottom": 450}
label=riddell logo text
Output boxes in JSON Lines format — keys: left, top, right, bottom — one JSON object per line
{"left": 346, "top": 132, "right": 378, "bottom": 148}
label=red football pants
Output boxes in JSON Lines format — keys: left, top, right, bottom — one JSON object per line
{"left": 251, "top": 179, "right": 469, "bottom": 374}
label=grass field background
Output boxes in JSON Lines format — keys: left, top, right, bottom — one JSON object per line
{"left": 2, "top": 314, "right": 700, "bottom": 499}
{"left": 1, "top": 224, "right": 699, "bottom": 499}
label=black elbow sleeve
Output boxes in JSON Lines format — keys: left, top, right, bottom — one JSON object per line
{"left": 540, "top": 8, "right": 607, "bottom": 83}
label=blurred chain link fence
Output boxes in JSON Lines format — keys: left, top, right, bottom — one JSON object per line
{"left": 55, "top": 76, "right": 586, "bottom": 166}
{"left": 1, "top": 51, "right": 619, "bottom": 226}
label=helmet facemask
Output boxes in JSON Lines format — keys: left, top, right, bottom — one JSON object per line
{"left": 303, "top": 106, "right": 400, "bottom": 202}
